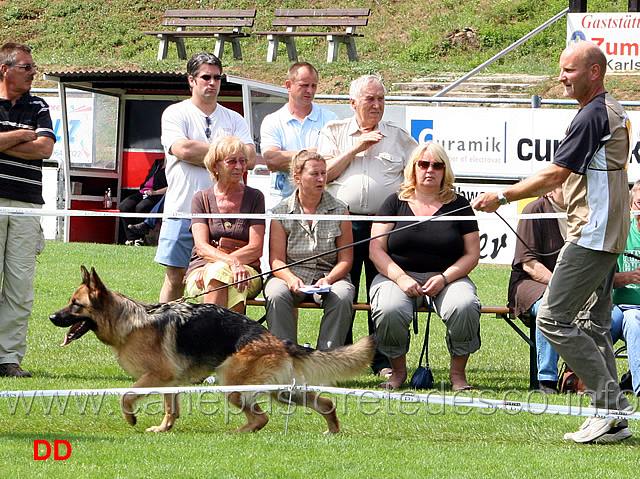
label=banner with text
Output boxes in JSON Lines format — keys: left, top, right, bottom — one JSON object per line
{"left": 407, "top": 106, "right": 640, "bottom": 180}
{"left": 43, "top": 95, "right": 95, "bottom": 166}
{"left": 567, "top": 12, "right": 640, "bottom": 72}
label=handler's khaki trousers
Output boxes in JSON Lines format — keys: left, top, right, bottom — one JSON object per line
{"left": 0, "top": 199, "right": 45, "bottom": 365}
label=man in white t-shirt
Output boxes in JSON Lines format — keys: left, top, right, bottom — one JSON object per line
{"left": 260, "top": 62, "right": 337, "bottom": 205}
{"left": 155, "top": 52, "right": 256, "bottom": 302}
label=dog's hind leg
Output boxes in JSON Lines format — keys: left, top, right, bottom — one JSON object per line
{"left": 225, "top": 391, "right": 269, "bottom": 433}
{"left": 277, "top": 390, "right": 340, "bottom": 434}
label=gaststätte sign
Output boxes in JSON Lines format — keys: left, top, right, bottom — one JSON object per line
{"left": 567, "top": 12, "right": 640, "bottom": 72}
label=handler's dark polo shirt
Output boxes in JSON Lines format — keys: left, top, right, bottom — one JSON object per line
{"left": 0, "top": 92, "right": 56, "bottom": 204}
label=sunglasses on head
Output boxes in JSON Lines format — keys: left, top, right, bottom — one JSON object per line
{"left": 198, "top": 74, "right": 223, "bottom": 81}
{"left": 417, "top": 160, "right": 445, "bottom": 170}
{"left": 205, "top": 117, "right": 211, "bottom": 139}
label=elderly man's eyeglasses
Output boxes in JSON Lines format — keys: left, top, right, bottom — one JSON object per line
{"left": 11, "top": 63, "right": 38, "bottom": 72}
{"left": 417, "top": 160, "right": 445, "bottom": 170}
{"left": 199, "top": 74, "right": 223, "bottom": 82}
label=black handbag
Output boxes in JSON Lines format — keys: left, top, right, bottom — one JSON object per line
{"left": 410, "top": 298, "right": 434, "bottom": 390}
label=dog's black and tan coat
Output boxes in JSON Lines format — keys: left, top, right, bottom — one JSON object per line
{"left": 50, "top": 266, "right": 374, "bottom": 433}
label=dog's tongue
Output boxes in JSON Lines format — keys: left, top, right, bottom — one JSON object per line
{"left": 61, "top": 322, "right": 84, "bottom": 347}
{"left": 61, "top": 331, "right": 73, "bottom": 347}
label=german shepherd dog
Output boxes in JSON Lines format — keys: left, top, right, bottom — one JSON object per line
{"left": 50, "top": 266, "right": 375, "bottom": 434}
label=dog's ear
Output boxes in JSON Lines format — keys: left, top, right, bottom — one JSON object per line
{"left": 81, "top": 265, "right": 90, "bottom": 285}
{"left": 88, "top": 267, "right": 108, "bottom": 293}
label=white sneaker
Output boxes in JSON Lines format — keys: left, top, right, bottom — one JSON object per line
{"left": 596, "top": 425, "right": 632, "bottom": 443}
{"left": 564, "top": 416, "right": 620, "bottom": 443}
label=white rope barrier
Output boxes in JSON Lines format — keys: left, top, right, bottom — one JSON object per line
{"left": 0, "top": 206, "right": 568, "bottom": 222}
{"left": 1, "top": 383, "right": 638, "bottom": 422}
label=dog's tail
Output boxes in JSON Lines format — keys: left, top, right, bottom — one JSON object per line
{"left": 287, "top": 335, "right": 375, "bottom": 385}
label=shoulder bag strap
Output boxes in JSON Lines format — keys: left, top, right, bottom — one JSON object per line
{"left": 416, "top": 297, "right": 433, "bottom": 368}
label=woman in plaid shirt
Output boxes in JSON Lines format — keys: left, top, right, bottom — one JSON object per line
{"left": 264, "top": 150, "right": 355, "bottom": 350}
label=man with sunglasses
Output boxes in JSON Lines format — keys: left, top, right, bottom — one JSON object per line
{"left": 316, "top": 75, "right": 417, "bottom": 374}
{"left": 473, "top": 41, "right": 632, "bottom": 443}
{"left": 0, "top": 43, "right": 55, "bottom": 377}
{"left": 156, "top": 52, "right": 256, "bottom": 303}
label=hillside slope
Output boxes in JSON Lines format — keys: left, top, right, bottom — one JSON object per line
{"left": 2, "top": 0, "right": 636, "bottom": 98}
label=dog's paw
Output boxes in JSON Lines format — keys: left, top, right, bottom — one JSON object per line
{"left": 146, "top": 424, "right": 171, "bottom": 433}
{"left": 122, "top": 412, "right": 137, "bottom": 426}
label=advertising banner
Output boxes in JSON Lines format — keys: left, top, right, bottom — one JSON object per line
{"left": 43, "top": 95, "right": 95, "bottom": 166}
{"left": 407, "top": 106, "right": 640, "bottom": 181}
{"left": 567, "top": 12, "right": 640, "bottom": 72}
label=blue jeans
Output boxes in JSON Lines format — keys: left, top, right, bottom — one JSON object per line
{"left": 144, "top": 195, "right": 164, "bottom": 228}
{"left": 531, "top": 299, "right": 624, "bottom": 383}
{"left": 610, "top": 307, "right": 640, "bottom": 395}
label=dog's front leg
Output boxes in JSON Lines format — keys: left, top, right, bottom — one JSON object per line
{"left": 146, "top": 393, "right": 180, "bottom": 433}
{"left": 121, "top": 373, "right": 176, "bottom": 431}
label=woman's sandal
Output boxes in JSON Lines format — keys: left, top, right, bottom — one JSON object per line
{"left": 452, "top": 385, "right": 477, "bottom": 392}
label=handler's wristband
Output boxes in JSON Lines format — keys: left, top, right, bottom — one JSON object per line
{"left": 440, "top": 273, "right": 449, "bottom": 286}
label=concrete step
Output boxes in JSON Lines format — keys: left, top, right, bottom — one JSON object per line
{"left": 393, "top": 82, "right": 535, "bottom": 94}
{"left": 390, "top": 73, "right": 550, "bottom": 99}
{"left": 391, "top": 89, "right": 530, "bottom": 99}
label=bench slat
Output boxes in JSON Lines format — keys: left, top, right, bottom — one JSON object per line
{"left": 164, "top": 9, "right": 257, "bottom": 18}
{"left": 253, "top": 31, "right": 364, "bottom": 38}
{"left": 272, "top": 18, "right": 368, "bottom": 28}
{"left": 163, "top": 19, "right": 254, "bottom": 28}
{"left": 145, "top": 31, "right": 251, "bottom": 38}
{"left": 246, "top": 298, "right": 509, "bottom": 315}
{"left": 274, "top": 8, "right": 370, "bottom": 17}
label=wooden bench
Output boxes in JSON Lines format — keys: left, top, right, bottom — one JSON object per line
{"left": 246, "top": 298, "right": 538, "bottom": 388}
{"left": 144, "top": 9, "right": 256, "bottom": 61}
{"left": 253, "top": 8, "right": 370, "bottom": 63}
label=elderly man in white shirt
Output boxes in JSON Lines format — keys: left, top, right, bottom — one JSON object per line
{"left": 316, "top": 74, "right": 417, "bottom": 372}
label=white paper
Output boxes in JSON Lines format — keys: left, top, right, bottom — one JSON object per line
{"left": 299, "top": 284, "right": 332, "bottom": 294}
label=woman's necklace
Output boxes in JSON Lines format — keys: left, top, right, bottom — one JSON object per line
{"left": 214, "top": 186, "right": 243, "bottom": 229}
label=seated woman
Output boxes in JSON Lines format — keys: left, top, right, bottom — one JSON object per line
{"left": 120, "top": 157, "right": 167, "bottom": 246}
{"left": 369, "top": 142, "right": 482, "bottom": 390}
{"left": 184, "top": 136, "right": 264, "bottom": 313}
{"left": 264, "top": 150, "right": 355, "bottom": 350}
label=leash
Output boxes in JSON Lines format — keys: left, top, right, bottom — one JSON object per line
{"left": 494, "top": 210, "right": 562, "bottom": 258}
{"left": 159, "top": 204, "right": 474, "bottom": 309}
{"left": 494, "top": 210, "right": 640, "bottom": 262}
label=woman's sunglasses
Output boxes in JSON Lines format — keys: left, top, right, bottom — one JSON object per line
{"left": 417, "top": 160, "right": 445, "bottom": 170}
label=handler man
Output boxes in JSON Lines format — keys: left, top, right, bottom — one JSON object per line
{"left": 472, "top": 41, "right": 632, "bottom": 443}
{"left": 0, "top": 42, "right": 55, "bottom": 377}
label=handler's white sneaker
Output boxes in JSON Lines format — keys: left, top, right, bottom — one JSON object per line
{"left": 564, "top": 416, "right": 621, "bottom": 443}
{"left": 596, "top": 425, "right": 632, "bottom": 443}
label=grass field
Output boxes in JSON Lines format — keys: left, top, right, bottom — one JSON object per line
{"left": 0, "top": 241, "right": 638, "bottom": 478}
